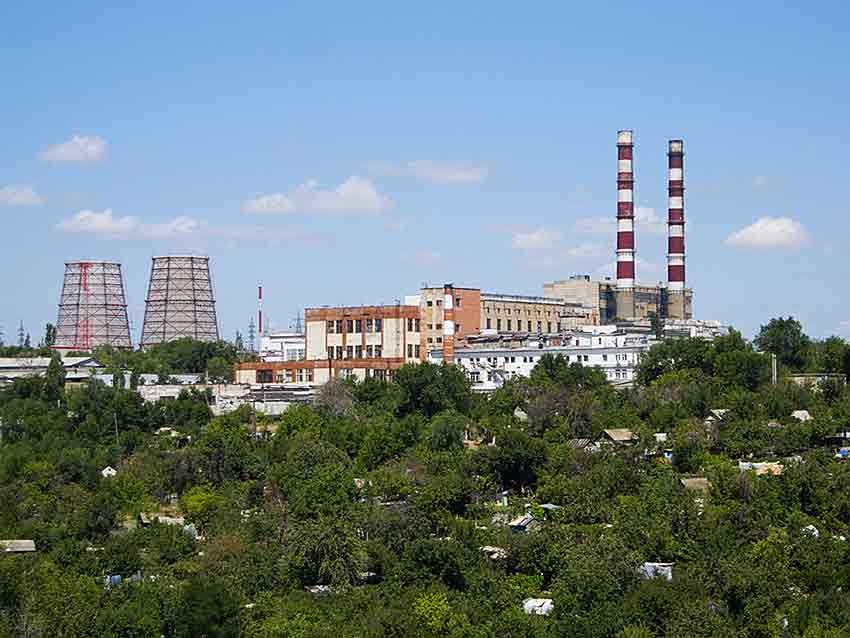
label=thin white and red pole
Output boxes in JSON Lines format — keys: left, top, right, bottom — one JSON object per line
{"left": 257, "top": 285, "right": 263, "bottom": 336}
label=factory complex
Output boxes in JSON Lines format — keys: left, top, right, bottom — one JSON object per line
{"left": 43, "top": 131, "right": 719, "bottom": 394}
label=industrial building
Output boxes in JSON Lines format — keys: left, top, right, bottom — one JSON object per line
{"left": 543, "top": 275, "right": 693, "bottom": 323}
{"left": 408, "top": 284, "right": 598, "bottom": 352}
{"left": 429, "top": 325, "right": 655, "bottom": 391}
{"left": 236, "top": 304, "right": 422, "bottom": 385}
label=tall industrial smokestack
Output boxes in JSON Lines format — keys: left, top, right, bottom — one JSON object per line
{"left": 615, "top": 129, "right": 636, "bottom": 319}
{"left": 666, "top": 139, "right": 685, "bottom": 319}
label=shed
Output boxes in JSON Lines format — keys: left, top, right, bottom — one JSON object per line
{"left": 791, "top": 410, "right": 813, "bottom": 422}
{"left": 679, "top": 477, "right": 711, "bottom": 494}
{"left": 0, "top": 540, "right": 35, "bottom": 553}
{"left": 522, "top": 598, "right": 554, "bottom": 616}
{"left": 101, "top": 466, "right": 117, "bottom": 478}
{"left": 640, "top": 562, "right": 674, "bottom": 581}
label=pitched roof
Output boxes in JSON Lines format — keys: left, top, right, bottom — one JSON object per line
{"left": 603, "top": 428, "right": 636, "bottom": 442}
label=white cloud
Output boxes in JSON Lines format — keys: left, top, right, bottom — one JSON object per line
{"left": 0, "top": 184, "right": 46, "bottom": 205}
{"left": 401, "top": 249, "right": 443, "bottom": 266}
{"left": 724, "top": 216, "right": 809, "bottom": 249}
{"left": 573, "top": 206, "right": 665, "bottom": 236}
{"left": 56, "top": 209, "right": 304, "bottom": 243}
{"left": 40, "top": 134, "right": 107, "bottom": 165}
{"left": 242, "top": 176, "right": 392, "bottom": 216}
{"left": 369, "top": 161, "right": 488, "bottom": 184}
{"left": 511, "top": 227, "right": 562, "bottom": 249}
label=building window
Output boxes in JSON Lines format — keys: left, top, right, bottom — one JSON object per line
{"left": 407, "top": 344, "right": 414, "bottom": 358}
{"left": 557, "top": 322, "right": 562, "bottom": 331}
{"left": 602, "top": 354, "right": 608, "bottom": 361}
{"left": 537, "top": 321, "right": 542, "bottom": 332}
{"left": 436, "top": 323, "right": 442, "bottom": 329}
{"left": 407, "top": 318, "right": 413, "bottom": 331}
{"left": 366, "top": 345, "right": 373, "bottom": 358}
{"left": 507, "top": 319, "right": 512, "bottom": 330}
{"left": 415, "top": 345, "right": 420, "bottom": 357}
{"left": 470, "top": 371, "right": 480, "bottom": 383}
{"left": 327, "top": 346, "right": 334, "bottom": 359}
{"left": 415, "top": 319, "right": 421, "bottom": 331}
{"left": 436, "top": 337, "right": 442, "bottom": 343}
{"left": 565, "top": 355, "right": 570, "bottom": 361}
{"left": 374, "top": 345, "right": 382, "bottom": 357}
{"left": 547, "top": 322, "right": 552, "bottom": 332}
{"left": 486, "top": 318, "right": 492, "bottom": 329}
{"left": 275, "top": 372, "right": 285, "bottom": 383}
{"left": 355, "top": 345, "right": 363, "bottom": 358}
{"left": 327, "top": 320, "right": 335, "bottom": 333}
{"left": 355, "top": 319, "right": 363, "bottom": 332}
{"left": 335, "top": 346, "right": 344, "bottom": 360}
{"left": 583, "top": 355, "right": 589, "bottom": 362}
{"left": 374, "top": 319, "right": 382, "bottom": 333}
{"left": 436, "top": 299, "right": 442, "bottom": 306}
{"left": 427, "top": 300, "right": 433, "bottom": 307}
{"left": 257, "top": 369, "right": 273, "bottom": 384}
{"left": 455, "top": 297, "right": 461, "bottom": 307}
{"left": 527, "top": 321, "right": 532, "bottom": 331}
{"left": 427, "top": 337, "right": 433, "bottom": 343}
{"left": 345, "top": 346, "right": 353, "bottom": 359}
{"left": 497, "top": 319, "right": 502, "bottom": 331}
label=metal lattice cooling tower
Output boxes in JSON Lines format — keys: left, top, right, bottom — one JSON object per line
{"left": 54, "top": 260, "right": 133, "bottom": 351}
{"left": 140, "top": 255, "right": 219, "bottom": 348}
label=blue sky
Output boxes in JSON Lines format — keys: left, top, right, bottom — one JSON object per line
{"left": 2, "top": 1, "right": 849, "bottom": 345}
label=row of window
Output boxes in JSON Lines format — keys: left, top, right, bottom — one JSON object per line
{"left": 327, "top": 344, "right": 383, "bottom": 359}
{"left": 483, "top": 306, "right": 554, "bottom": 316}
{"left": 425, "top": 296, "right": 463, "bottom": 308}
{"left": 256, "top": 368, "right": 315, "bottom": 384}
{"left": 340, "top": 368, "right": 388, "bottom": 381}
{"left": 327, "top": 318, "right": 383, "bottom": 334}
{"left": 486, "top": 319, "right": 560, "bottom": 332}
{"left": 406, "top": 318, "right": 421, "bottom": 332}
{"left": 406, "top": 344, "right": 422, "bottom": 358}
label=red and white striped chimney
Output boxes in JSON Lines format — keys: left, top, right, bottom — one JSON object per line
{"left": 666, "top": 140, "right": 685, "bottom": 318}
{"left": 615, "top": 129, "right": 636, "bottom": 319}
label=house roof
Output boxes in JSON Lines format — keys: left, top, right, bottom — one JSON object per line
{"left": 0, "top": 540, "right": 36, "bottom": 553}
{"left": 566, "top": 438, "right": 595, "bottom": 449}
{"left": 680, "top": 477, "right": 711, "bottom": 493}
{"left": 603, "top": 428, "right": 636, "bottom": 442}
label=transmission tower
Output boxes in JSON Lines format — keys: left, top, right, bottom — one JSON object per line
{"left": 140, "top": 255, "right": 219, "bottom": 348}
{"left": 53, "top": 261, "right": 132, "bottom": 351}
{"left": 248, "top": 317, "right": 256, "bottom": 352}
{"left": 17, "top": 321, "right": 25, "bottom": 347}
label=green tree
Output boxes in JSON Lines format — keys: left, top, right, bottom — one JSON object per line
{"left": 754, "top": 316, "right": 811, "bottom": 370}
{"left": 43, "top": 323, "right": 57, "bottom": 347}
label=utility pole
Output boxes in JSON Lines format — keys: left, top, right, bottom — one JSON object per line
{"left": 771, "top": 353, "right": 778, "bottom": 385}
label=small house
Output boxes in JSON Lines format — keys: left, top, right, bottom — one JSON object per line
{"left": 640, "top": 562, "right": 674, "bottom": 582}
{"left": 791, "top": 410, "right": 813, "bottom": 422}
{"left": 101, "top": 466, "right": 117, "bottom": 478}
{"left": 522, "top": 598, "right": 554, "bottom": 616}
{"left": 601, "top": 429, "right": 637, "bottom": 445}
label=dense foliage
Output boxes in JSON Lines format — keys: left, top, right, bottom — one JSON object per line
{"left": 0, "top": 326, "right": 849, "bottom": 636}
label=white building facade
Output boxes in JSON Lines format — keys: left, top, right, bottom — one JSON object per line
{"left": 429, "top": 327, "right": 655, "bottom": 391}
